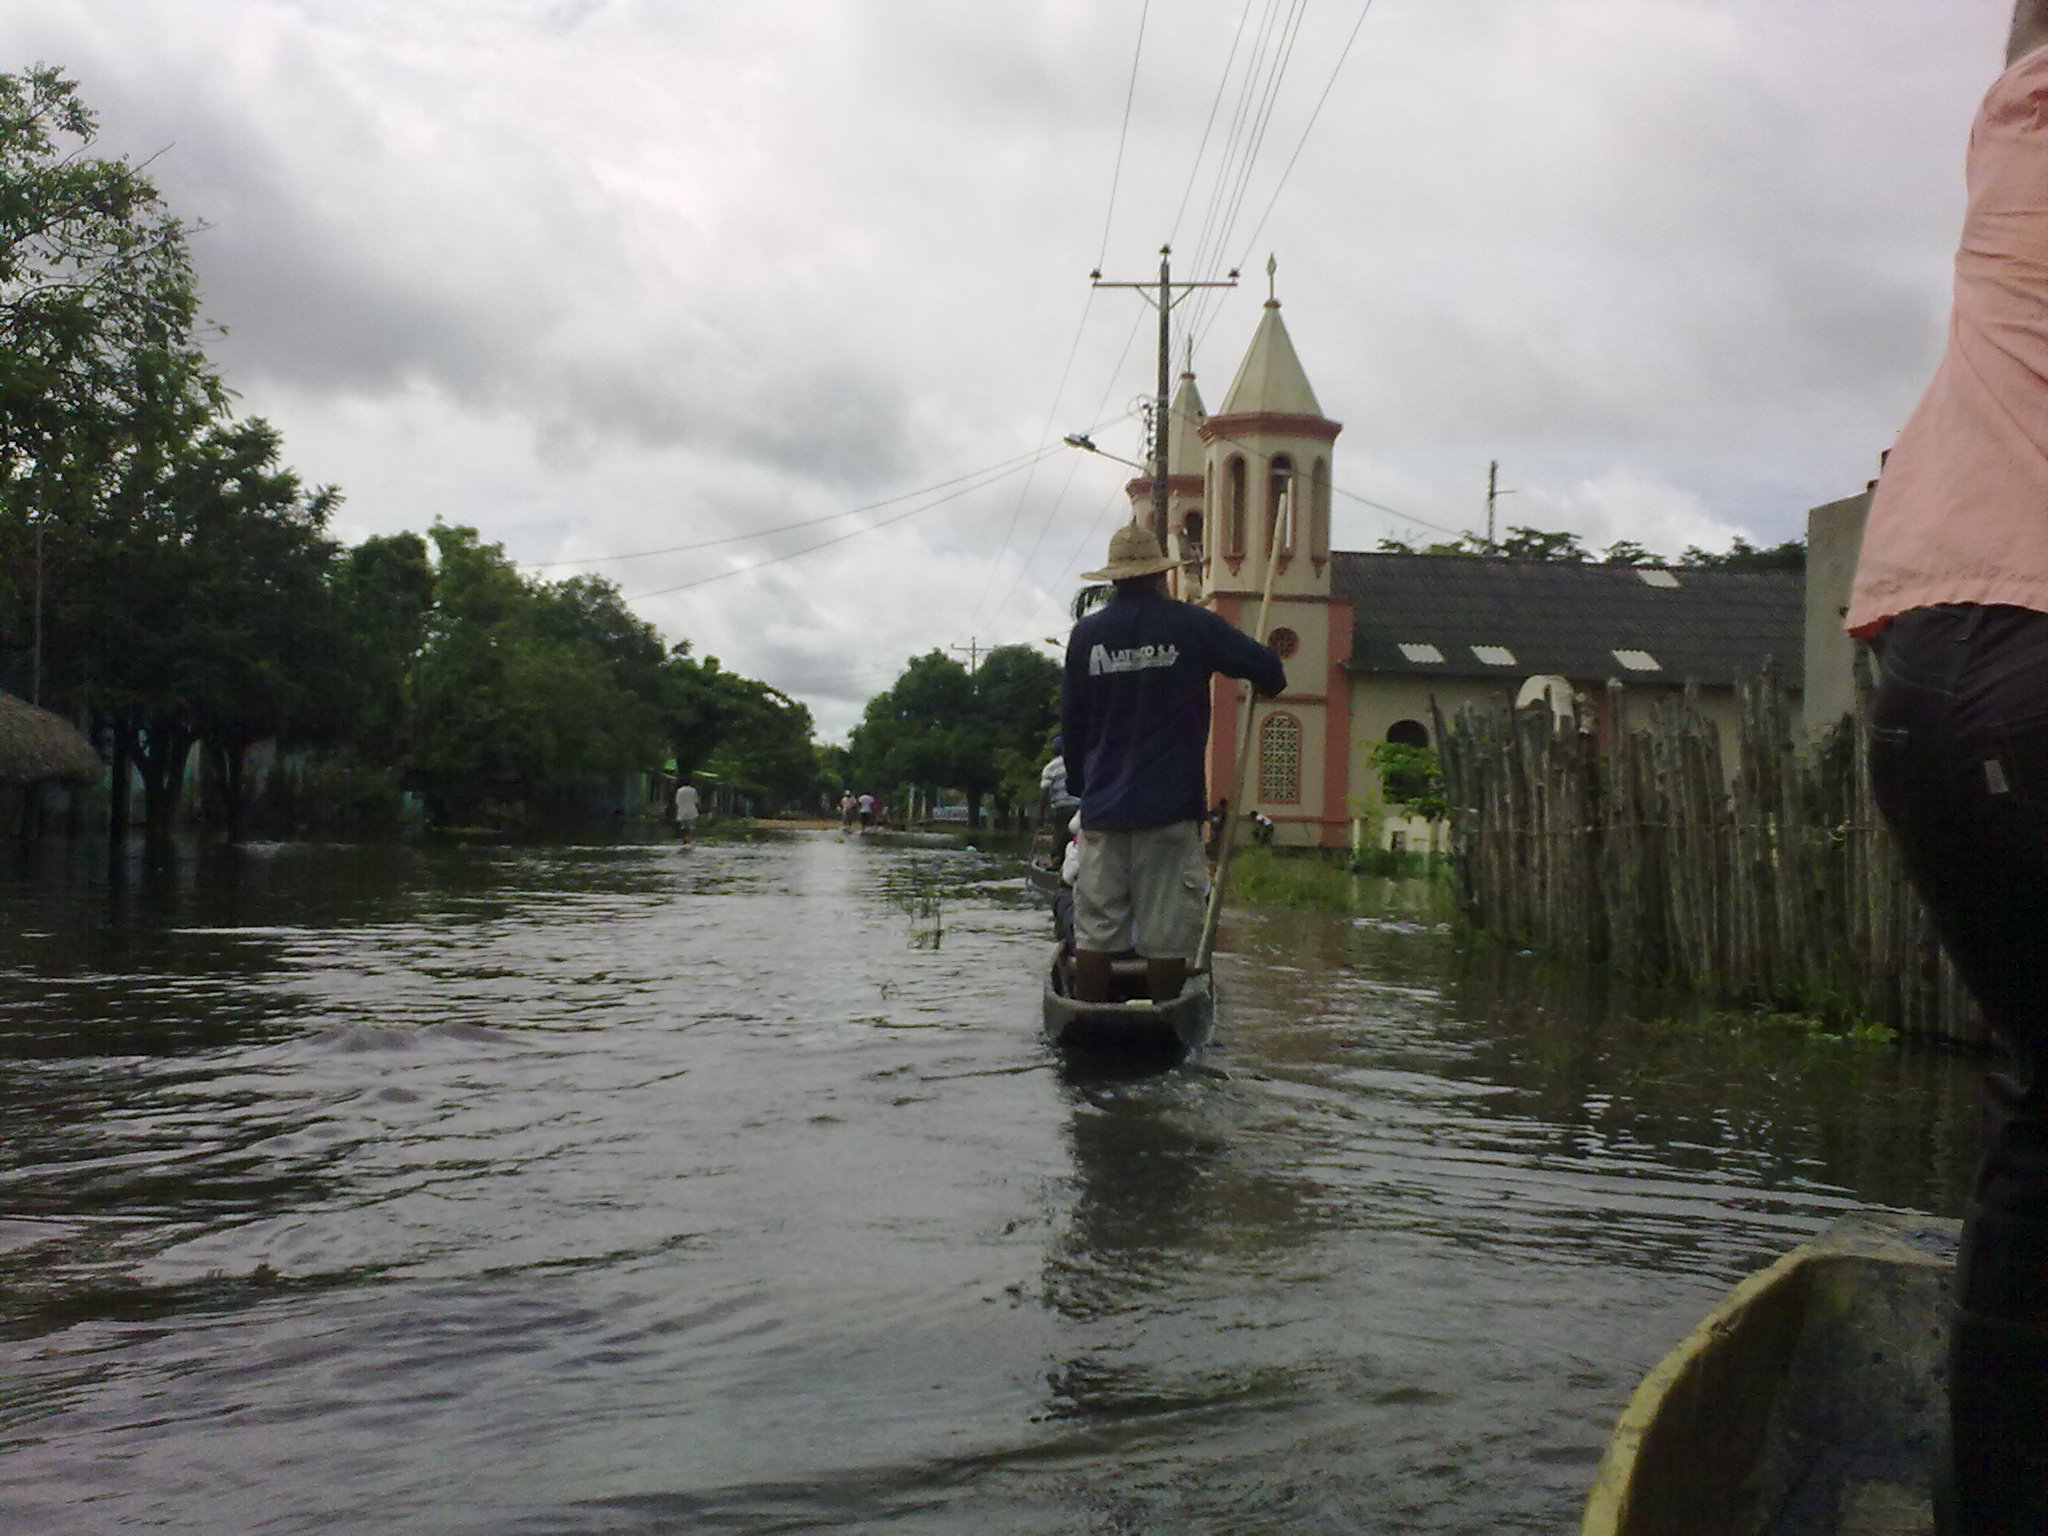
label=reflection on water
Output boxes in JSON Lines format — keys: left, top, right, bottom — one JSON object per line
{"left": 0, "top": 833, "right": 1976, "bottom": 1533}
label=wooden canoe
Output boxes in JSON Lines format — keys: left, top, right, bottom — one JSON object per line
{"left": 1582, "top": 1210, "right": 1959, "bottom": 1536}
{"left": 1024, "top": 857, "right": 1063, "bottom": 899}
{"left": 1041, "top": 945, "right": 1215, "bottom": 1060}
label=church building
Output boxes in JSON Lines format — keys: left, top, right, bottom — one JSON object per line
{"left": 1109, "top": 285, "right": 1807, "bottom": 852}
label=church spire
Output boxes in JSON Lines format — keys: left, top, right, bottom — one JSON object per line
{"left": 1167, "top": 367, "right": 1207, "bottom": 477}
{"left": 1218, "top": 260, "right": 1322, "bottom": 417}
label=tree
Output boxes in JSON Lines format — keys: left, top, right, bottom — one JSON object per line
{"left": 973, "top": 643, "right": 1061, "bottom": 823}
{"left": 703, "top": 680, "right": 818, "bottom": 813}
{"left": 1375, "top": 533, "right": 1486, "bottom": 557}
{"left": 849, "top": 651, "right": 978, "bottom": 816}
{"left": 0, "top": 66, "right": 224, "bottom": 708}
{"left": 1497, "top": 525, "right": 1589, "bottom": 562}
{"left": 1370, "top": 741, "right": 1447, "bottom": 822}
{"left": 847, "top": 645, "right": 1060, "bottom": 827}
{"left": 1599, "top": 539, "right": 1660, "bottom": 566}
{"left": 661, "top": 646, "right": 758, "bottom": 785}
{"left": 1679, "top": 536, "right": 1805, "bottom": 573}
{"left": 409, "top": 525, "right": 666, "bottom": 823}
{"left": 164, "top": 419, "right": 346, "bottom": 833}
{"left": 332, "top": 531, "right": 435, "bottom": 763}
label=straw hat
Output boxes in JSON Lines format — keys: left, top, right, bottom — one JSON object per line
{"left": 1081, "top": 522, "right": 1174, "bottom": 582}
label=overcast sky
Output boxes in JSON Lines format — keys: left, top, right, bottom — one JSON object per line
{"left": 7, "top": 0, "right": 2012, "bottom": 738}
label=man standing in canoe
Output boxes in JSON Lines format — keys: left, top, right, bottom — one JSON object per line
{"left": 1061, "top": 523, "right": 1285, "bottom": 1004}
{"left": 1848, "top": 3, "right": 2048, "bottom": 1527}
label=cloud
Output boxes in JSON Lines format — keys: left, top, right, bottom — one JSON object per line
{"left": 5, "top": 0, "right": 2011, "bottom": 738}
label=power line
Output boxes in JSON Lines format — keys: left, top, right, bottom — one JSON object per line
{"left": 960, "top": 302, "right": 1120, "bottom": 634}
{"left": 1330, "top": 481, "right": 1468, "bottom": 541}
{"left": 1182, "top": 0, "right": 1304, "bottom": 343}
{"left": 622, "top": 444, "right": 1064, "bottom": 602}
{"left": 1168, "top": 0, "right": 1258, "bottom": 247}
{"left": 1229, "top": 0, "right": 1377, "bottom": 274}
{"left": 518, "top": 443, "right": 1061, "bottom": 570}
{"left": 977, "top": 305, "right": 1149, "bottom": 634}
{"left": 1095, "top": 0, "right": 1151, "bottom": 271}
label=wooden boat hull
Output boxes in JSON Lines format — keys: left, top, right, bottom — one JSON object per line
{"left": 1041, "top": 946, "right": 1214, "bottom": 1059}
{"left": 1582, "top": 1210, "right": 1959, "bottom": 1536}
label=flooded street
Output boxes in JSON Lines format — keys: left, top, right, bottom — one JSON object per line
{"left": 0, "top": 830, "right": 1977, "bottom": 1534}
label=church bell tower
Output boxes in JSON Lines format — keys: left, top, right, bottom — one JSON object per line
{"left": 1194, "top": 271, "right": 1352, "bottom": 849}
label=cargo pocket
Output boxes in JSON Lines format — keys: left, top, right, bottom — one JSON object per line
{"left": 1986, "top": 710, "right": 2048, "bottom": 816}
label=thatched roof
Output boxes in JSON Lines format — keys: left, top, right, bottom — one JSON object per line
{"left": 0, "top": 691, "right": 103, "bottom": 786}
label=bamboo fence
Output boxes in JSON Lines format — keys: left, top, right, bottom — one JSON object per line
{"left": 1434, "top": 678, "right": 1980, "bottom": 1044}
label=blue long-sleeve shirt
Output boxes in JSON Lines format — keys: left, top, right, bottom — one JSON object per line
{"left": 1060, "top": 586, "right": 1287, "bottom": 831}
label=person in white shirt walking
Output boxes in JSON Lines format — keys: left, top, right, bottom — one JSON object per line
{"left": 673, "top": 781, "right": 700, "bottom": 844}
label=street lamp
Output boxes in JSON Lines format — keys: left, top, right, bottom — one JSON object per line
{"left": 1062, "top": 433, "right": 1150, "bottom": 474}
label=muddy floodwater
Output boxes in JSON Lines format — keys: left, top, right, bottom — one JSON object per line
{"left": 0, "top": 830, "right": 1979, "bottom": 1533}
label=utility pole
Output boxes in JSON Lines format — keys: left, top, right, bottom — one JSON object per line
{"left": 949, "top": 638, "right": 983, "bottom": 673}
{"left": 1485, "top": 460, "right": 1515, "bottom": 554}
{"left": 1091, "top": 246, "right": 1238, "bottom": 536}
{"left": 31, "top": 519, "right": 43, "bottom": 706}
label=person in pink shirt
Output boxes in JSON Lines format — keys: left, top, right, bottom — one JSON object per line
{"left": 1852, "top": 4, "right": 2048, "bottom": 1527}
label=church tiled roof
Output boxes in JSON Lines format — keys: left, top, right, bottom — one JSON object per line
{"left": 1328, "top": 552, "right": 1804, "bottom": 689}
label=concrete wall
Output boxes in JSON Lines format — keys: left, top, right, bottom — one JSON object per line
{"left": 1804, "top": 487, "right": 1872, "bottom": 740}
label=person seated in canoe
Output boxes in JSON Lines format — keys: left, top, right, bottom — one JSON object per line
{"left": 1060, "top": 523, "right": 1285, "bottom": 1004}
{"left": 1051, "top": 812, "right": 1080, "bottom": 949}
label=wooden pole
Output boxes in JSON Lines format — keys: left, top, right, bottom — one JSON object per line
{"left": 1194, "top": 480, "right": 1289, "bottom": 973}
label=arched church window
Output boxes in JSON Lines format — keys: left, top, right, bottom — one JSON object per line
{"left": 1310, "top": 458, "right": 1331, "bottom": 559}
{"left": 1226, "top": 457, "right": 1248, "bottom": 557}
{"left": 1259, "top": 712, "right": 1302, "bottom": 804}
{"left": 1385, "top": 719, "right": 1430, "bottom": 749}
{"left": 1181, "top": 510, "right": 1203, "bottom": 556}
{"left": 1266, "top": 455, "right": 1295, "bottom": 559}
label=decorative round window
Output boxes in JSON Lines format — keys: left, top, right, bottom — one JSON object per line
{"left": 1267, "top": 627, "right": 1300, "bottom": 659}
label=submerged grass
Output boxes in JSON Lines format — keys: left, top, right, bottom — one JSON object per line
{"left": 1224, "top": 847, "right": 1359, "bottom": 912}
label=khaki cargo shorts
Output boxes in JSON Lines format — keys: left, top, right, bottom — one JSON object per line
{"left": 1072, "top": 820, "right": 1209, "bottom": 959}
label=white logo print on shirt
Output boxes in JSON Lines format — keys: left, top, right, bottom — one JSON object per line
{"left": 1089, "top": 642, "right": 1180, "bottom": 676}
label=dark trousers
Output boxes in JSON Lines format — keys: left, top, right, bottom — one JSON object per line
{"left": 1870, "top": 603, "right": 2048, "bottom": 1532}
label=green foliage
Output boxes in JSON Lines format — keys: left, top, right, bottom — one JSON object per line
{"left": 1599, "top": 539, "right": 1659, "bottom": 566}
{"left": 410, "top": 524, "right": 667, "bottom": 821}
{"left": 1369, "top": 741, "right": 1447, "bottom": 821}
{"left": 333, "top": 531, "right": 434, "bottom": 761}
{"left": 1227, "top": 846, "right": 1358, "bottom": 912}
{"left": 848, "top": 643, "right": 1059, "bottom": 824}
{"left": 1375, "top": 525, "right": 1589, "bottom": 561}
{"left": 1376, "top": 524, "right": 1808, "bottom": 573}
{"left": 1695, "top": 1007, "right": 1898, "bottom": 1048}
{"left": 1678, "top": 536, "right": 1806, "bottom": 573}
{"left": 700, "top": 677, "right": 819, "bottom": 811}
{"left": 251, "top": 752, "right": 411, "bottom": 837}
{"left": 0, "top": 65, "right": 222, "bottom": 509}
{"left": 1497, "top": 525, "right": 1588, "bottom": 562}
